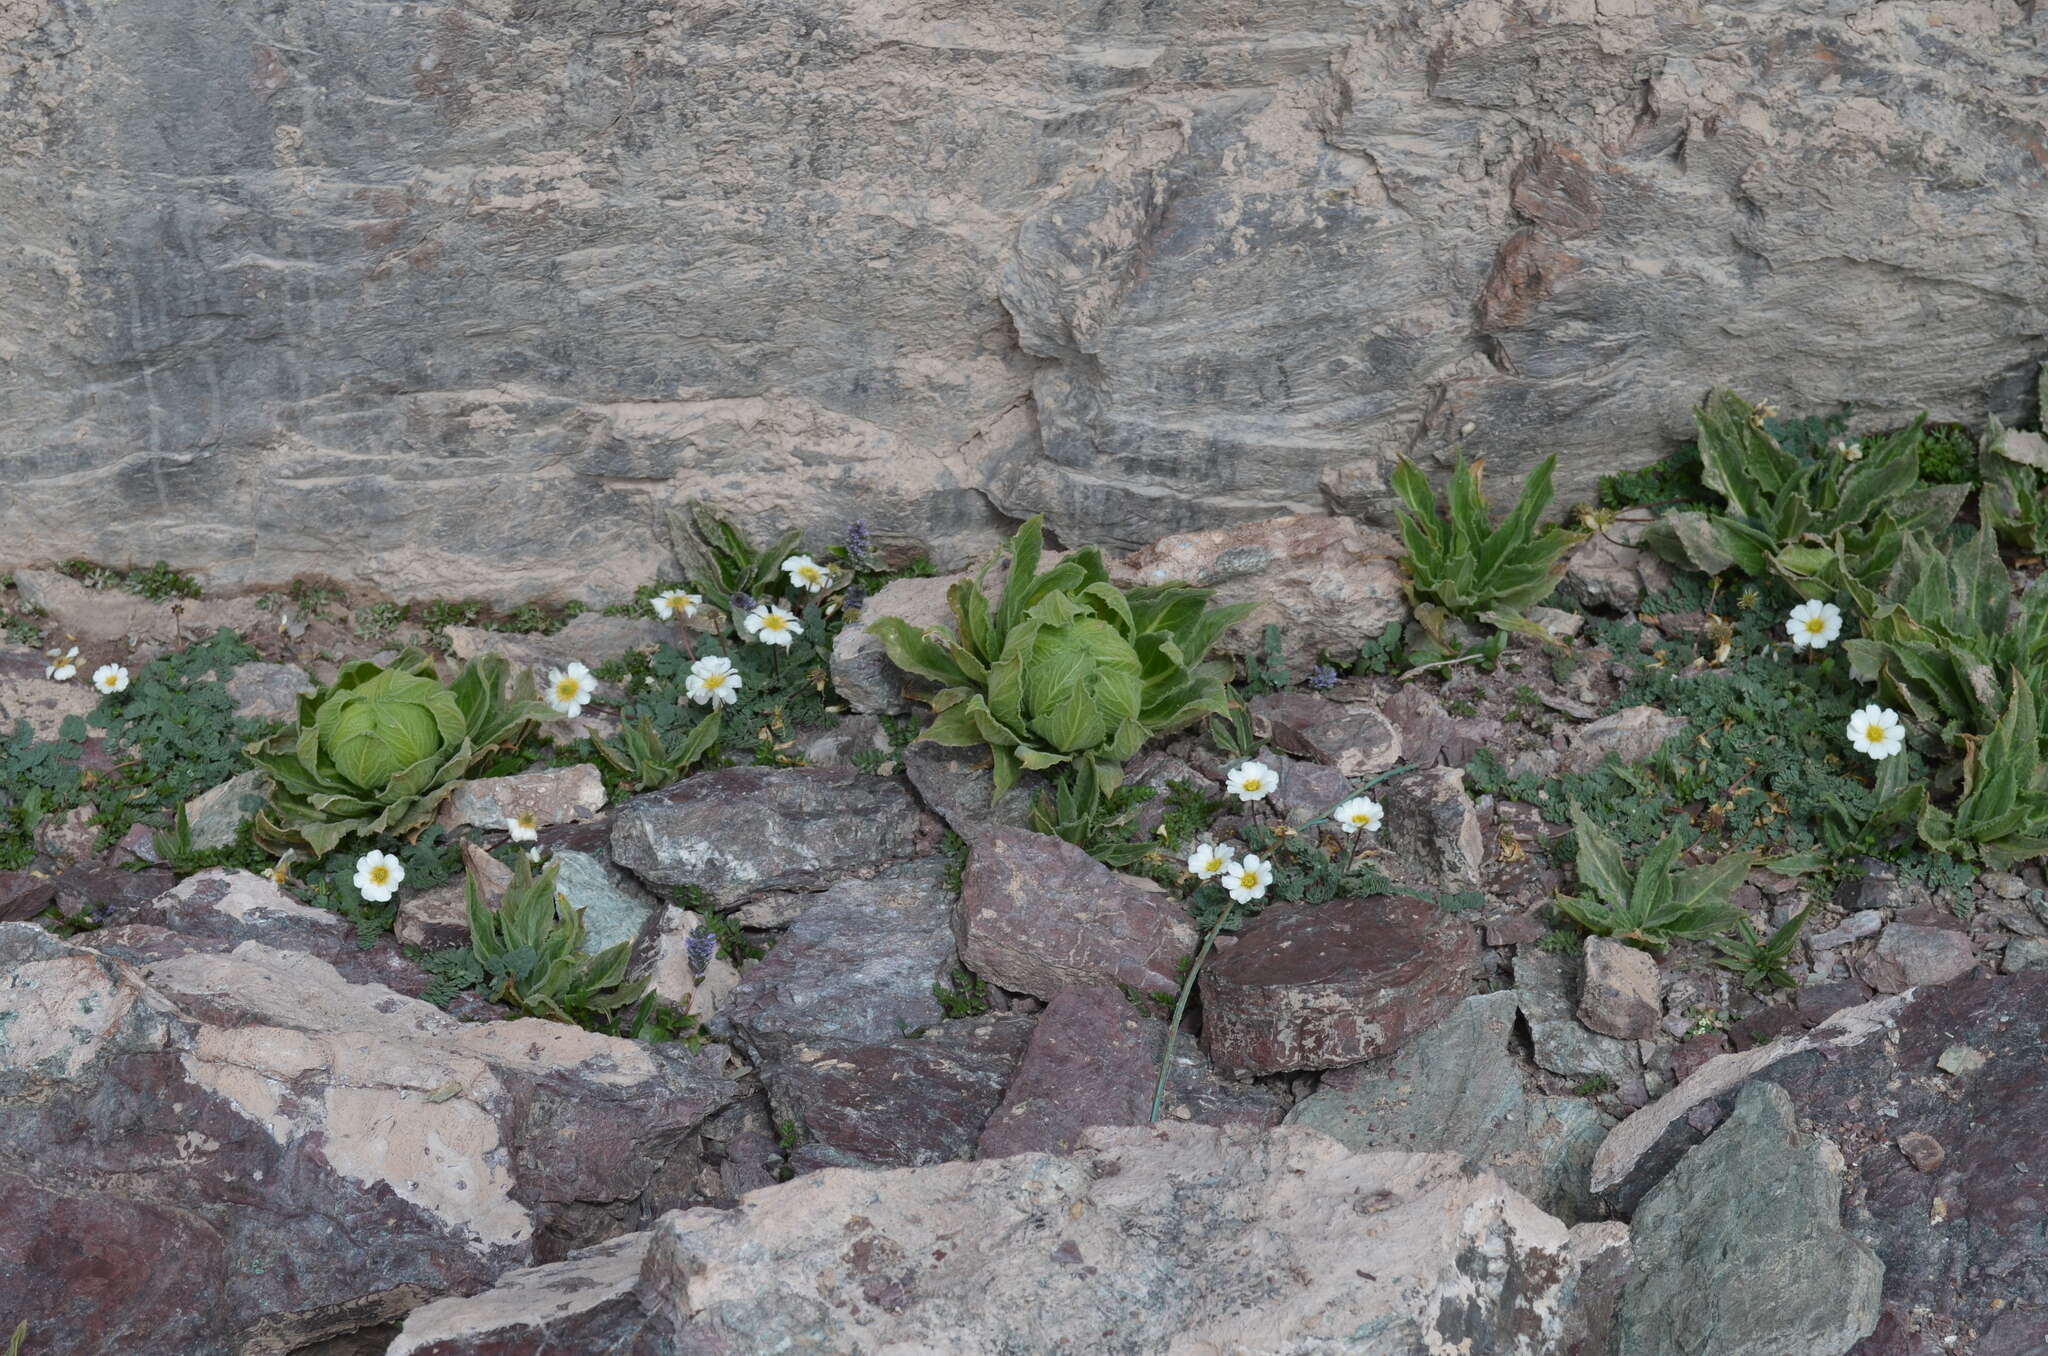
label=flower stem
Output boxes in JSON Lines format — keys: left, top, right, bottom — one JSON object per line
{"left": 1150, "top": 899, "right": 1238, "bottom": 1125}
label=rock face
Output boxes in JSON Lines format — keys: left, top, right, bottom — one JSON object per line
{"left": 9, "top": 0, "right": 2045, "bottom": 596}
{"left": 0, "top": 920, "right": 739, "bottom": 1354}
{"left": 1610, "top": 1082, "right": 1884, "bottom": 1356}
{"left": 390, "top": 1123, "right": 1621, "bottom": 1354}
{"left": 1599, "top": 976, "right": 2048, "bottom": 1348}
{"left": 608, "top": 766, "right": 933, "bottom": 908}
{"left": 954, "top": 826, "right": 1194, "bottom": 1000}
{"left": 1199, "top": 893, "right": 1476, "bottom": 1076}
{"left": 1288, "top": 990, "right": 1609, "bottom": 1222}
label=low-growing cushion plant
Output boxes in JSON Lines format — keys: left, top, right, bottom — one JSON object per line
{"left": 1391, "top": 452, "right": 1580, "bottom": 643}
{"left": 249, "top": 649, "right": 556, "bottom": 855}
{"left": 868, "top": 516, "right": 1252, "bottom": 804}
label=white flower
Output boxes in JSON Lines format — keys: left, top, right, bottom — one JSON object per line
{"left": 44, "top": 645, "right": 79, "bottom": 682}
{"left": 1186, "top": 841, "right": 1237, "bottom": 881}
{"left": 782, "top": 555, "right": 832, "bottom": 594}
{"left": 1226, "top": 760, "right": 1278, "bottom": 803}
{"left": 1837, "top": 441, "right": 1864, "bottom": 462}
{"left": 91, "top": 664, "right": 130, "bottom": 695}
{"left": 505, "top": 811, "right": 540, "bottom": 843}
{"left": 742, "top": 604, "right": 803, "bottom": 648}
{"left": 1224, "top": 854, "right": 1274, "bottom": 904}
{"left": 545, "top": 661, "right": 596, "bottom": 716}
{"left": 525, "top": 846, "right": 545, "bottom": 863}
{"left": 651, "top": 589, "right": 702, "bottom": 621}
{"left": 1785, "top": 600, "right": 1843, "bottom": 651}
{"left": 352, "top": 849, "right": 406, "bottom": 902}
{"left": 1847, "top": 704, "right": 1906, "bottom": 761}
{"left": 1332, "top": 796, "right": 1384, "bottom": 835}
{"left": 686, "top": 654, "right": 743, "bottom": 707}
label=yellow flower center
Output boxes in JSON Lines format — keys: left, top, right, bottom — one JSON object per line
{"left": 368, "top": 866, "right": 390, "bottom": 886}
{"left": 704, "top": 674, "right": 725, "bottom": 689}
{"left": 1805, "top": 617, "right": 1826, "bottom": 634}
{"left": 1242, "top": 777, "right": 1262, "bottom": 792}
{"left": 1237, "top": 871, "right": 1257, "bottom": 889}
{"left": 555, "top": 679, "right": 580, "bottom": 701}
{"left": 1866, "top": 724, "right": 1887, "bottom": 743}
{"left": 1205, "top": 857, "right": 1223, "bottom": 873}
{"left": 515, "top": 814, "right": 537, "bottom": 830}
{"left": 764, "top": 616, "right": 786, "bottom": 631}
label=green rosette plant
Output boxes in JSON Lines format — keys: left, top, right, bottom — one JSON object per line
{"left": 1645, "top": 390, "right": 1966, "bottom": 594}
{"left": 249, "top": 649, "right": 556, "bottom": 855}
{"left": 1842, "top": 528, "right": 2048, "bottom": 747}
{"left": 1391, "top": 452, "right": 1581, "bottom": 644}
{"left": 867, "top": 516, "right": 1252, "bottom": 804}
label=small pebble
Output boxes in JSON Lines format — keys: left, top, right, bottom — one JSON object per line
{"left": 1897, "top": 1132, "right": 1945, "bottom": 1173}
{"left": 1936, "top": 1044, "right": 1986, "bottom": 1077}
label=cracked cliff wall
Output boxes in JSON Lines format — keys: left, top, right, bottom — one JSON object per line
{"left": 2, "top": 0, "right": 2044, "bottom": 598}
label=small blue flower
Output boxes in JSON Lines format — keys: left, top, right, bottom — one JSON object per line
{"left": 729, "top": 590, "right": 756, "bottom": 614}
{"left": 686, "top": 929, "right": 718, "bottom": 979}
{"left": 1306, "top": 664, "right": 1339, "bottom": 691}
{"left": 846, "top": 520, "right": 874, "bottom": 567}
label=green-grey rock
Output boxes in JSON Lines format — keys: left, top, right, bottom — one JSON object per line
{"left": 1288, "top": 990, "right": 1609, "bottom": 1222}
{"left": 549, "top": 849, "right": 662, "bottom": 957}
{"left": 181, "top": 770, "right": 267, "bottom": 852}
{"left": 1609, "top": 1081, "right": 1883, "bottom": 1356}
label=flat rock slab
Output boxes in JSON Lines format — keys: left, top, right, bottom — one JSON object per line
{"left": 1611, "top": 1082, "right": 1883, "bottom": 1356}
{"left": 9, "top": 571, "right": 272, "bottom": 648}
{"left": 764, "top": 1015, "right": 1035, "bottom": 1174}
{"left": 1856, "top": 922, "right": 1978, "bottom": 994}
{"left": 1199, "top": 893, "right": 1476, "bottom": 1076}
{"left": 1599, "top": 976, "right": 2048, "bottom": 1348}
{"left": 720, "top": 859, "right": 958, "bottom": 1067}
{"left": 392, "top": 1124, "right": 1623, "bottom": 1355}
{"left": 0, "top": 644, "right": 98, "bottom": 741}
{"left": 609, "top": 766, "right": 935, "bottom": 907}
{"left": 1289, "top": 990, "right": 1609, "bottom": 1222}
{"left": 1249, "top": 689, "right": 1403, "bottom": 777}
{"left": 437, "top": 764, "right": 607, "bottom": 834}
{"left": 0, "top": 920, "right": 739, "bottom": 1354}
{"left": 978, "top": 985, "right": 1283, "bottom": 1159}
{"left": 100, "top": 867, "right": 496, "bottom": 1015}
{"left": 901, "top": 740, "right": 1044, "bottom": 839}
{"left": 223, "top": 662, "right": 315, "bottom": 724}
{"left": 445, "top": 614, "right": 676, "bottom": 675}
{"left": 955, "top": 826, "right": 1193, "bottom": 1000}
{"left": 1562, "top": 705, "right": 1688, "bottom": 773}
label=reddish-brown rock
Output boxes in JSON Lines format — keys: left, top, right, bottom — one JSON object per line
{"left": 977, "top": 986, "right": 1282, "bottom": 1159}
{"left": 1198, "top": 894, "right": 1477, "bottom": 1076}
{"left": 1248, "top": 690, "right": 1402, "bottom": 778}
{"left": 765, "top": 1015, "right": 1035, "bottom": 1174}
{"left": 955, "top": 827, "right": 1194, "bottom": 1000}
